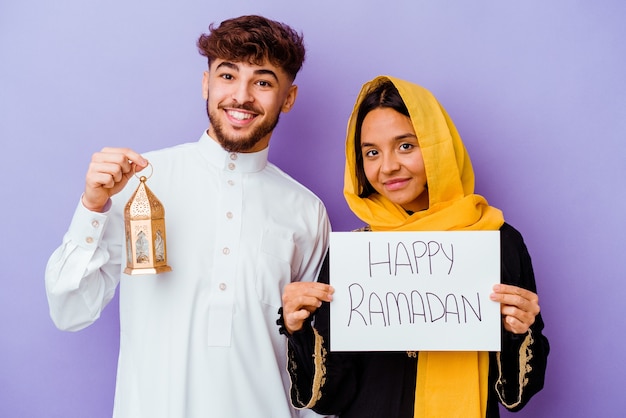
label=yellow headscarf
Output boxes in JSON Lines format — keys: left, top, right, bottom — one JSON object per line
{"left": 344, "top": 76, "right": 505, "bottom": 417}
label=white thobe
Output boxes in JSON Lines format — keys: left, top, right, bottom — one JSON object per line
{"left": 45, "top": 132, "right": 331, "bottom": 418}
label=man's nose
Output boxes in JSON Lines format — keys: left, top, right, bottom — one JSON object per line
{"left": 231, "top": 82, "right": 254, "bottom": 104}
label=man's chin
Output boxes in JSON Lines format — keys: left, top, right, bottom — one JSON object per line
{"left": 217, "top": 136, "right": 262, "bottom": 153}
{"left": 208, "top": 112, "right": 277, "bottom": 153}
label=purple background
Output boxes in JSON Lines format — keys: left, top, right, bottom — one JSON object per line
{"left": 1, "top": 1, "right": 625, "bottom": 417}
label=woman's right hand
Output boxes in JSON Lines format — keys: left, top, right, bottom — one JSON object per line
{"left": 82, "top": 147, "right": 148, "bottom": 212}
{"left": 282, "top": 282, "right": 334, "bottom": 334}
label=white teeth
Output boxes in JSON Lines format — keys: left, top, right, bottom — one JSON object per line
{"left": 228, "top": 110, "right": 253, "bottom": 121}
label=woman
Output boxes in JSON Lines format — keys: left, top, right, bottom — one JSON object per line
{"left": 279, "top": 76, "right": 549, "bottom": 417}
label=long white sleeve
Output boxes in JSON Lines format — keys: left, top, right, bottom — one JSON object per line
{"left": 45, "top": 199, "right": 123, "bottom": 331}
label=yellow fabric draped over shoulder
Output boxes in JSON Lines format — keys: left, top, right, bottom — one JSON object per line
{"left": 343, "top": 76, "right": 505, "bottom": 418}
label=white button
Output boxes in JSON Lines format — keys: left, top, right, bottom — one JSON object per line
{"left": 222, "top": 247, "right": 230, "bottom": 255}
{"left": 228, "top": 162, "right": 236, "bottom": 170}
{"left": 85, "top": 237, "right": 94, "bottom": 244}
{"left": 227, "top": 180, "right": 235, "bottom": 186}
{"left": 226, "top": 212, "right": 233, "bottom": 219}
{"left": 229, "top": 153, "right": 238, "bottom": 160}
{"left": 219, "top": 283, "right": 227, "bottom": 291}
{"left": 91, "top": 220, "right": 99, "bottom": 228}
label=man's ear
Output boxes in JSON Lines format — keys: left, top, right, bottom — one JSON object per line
{"left": 202, "top": 71, "right": 209, "bottom": 100}
{"left": 281, "top": 84, "right": 298, "bottom": 113}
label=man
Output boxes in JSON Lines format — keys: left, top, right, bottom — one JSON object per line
{"left": 45, "top": 15, "right": 330, "bottom": 418}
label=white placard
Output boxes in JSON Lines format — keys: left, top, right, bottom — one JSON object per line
{"left": 329, "top": 231, "right": 501, "bottom": 352}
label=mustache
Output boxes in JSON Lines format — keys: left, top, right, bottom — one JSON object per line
{"left": 218, "top": 102, "right": 261, "bottom": 114}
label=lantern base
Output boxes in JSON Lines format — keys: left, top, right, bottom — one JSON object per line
{"left": 124, "top": 265, "right": 172, "bottom": 275}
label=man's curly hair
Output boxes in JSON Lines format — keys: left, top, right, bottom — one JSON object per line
{"left": 197, "top": 15, "right": 305, "bottom": 81}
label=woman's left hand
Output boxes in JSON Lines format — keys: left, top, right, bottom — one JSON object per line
{"left": 490, "top": 284, "right": 540, "bottom": 334}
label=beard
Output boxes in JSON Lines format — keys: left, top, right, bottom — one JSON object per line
{"left": 207, "top": 100, "right": 280, "bottom": 153}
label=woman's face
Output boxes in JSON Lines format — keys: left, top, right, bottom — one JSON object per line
{"left": 360, "top": 107, "right": 429, "bottom": 212}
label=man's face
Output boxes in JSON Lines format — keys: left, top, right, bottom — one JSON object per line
{"left": 202, "top": 59, "right": 298, "bottom": 153}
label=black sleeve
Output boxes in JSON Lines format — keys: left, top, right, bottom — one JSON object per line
{"left": 489, "top": 223, "right": 550, "bottom": 412}
{"left": 278, "top": 253, "right": 360, "bottom": 415}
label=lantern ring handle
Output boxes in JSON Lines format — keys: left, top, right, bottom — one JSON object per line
{"left": 133, "top": 161, "right": 153, "bottom": 180}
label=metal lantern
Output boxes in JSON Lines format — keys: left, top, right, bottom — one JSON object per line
{"left": 124, "top": 166, "right": 172, "bottom": 275}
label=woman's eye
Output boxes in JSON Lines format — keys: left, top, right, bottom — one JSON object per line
{"left": 365, "top": 149, "right": 378, "bottom": 157}
{"left": 400, "top": 143, "right": 413, "bottom": 151}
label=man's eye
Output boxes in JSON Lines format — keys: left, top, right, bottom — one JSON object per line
{"left": 257, "top": 80, "right": 271, "bottom": 87}
{"left": 221, "top": 74, "right": 233, "bottom": 80}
